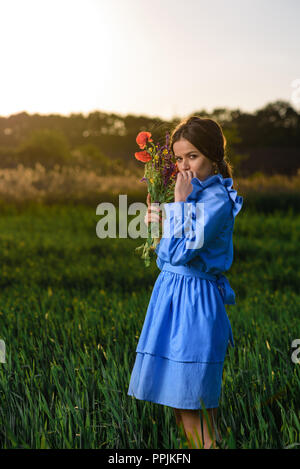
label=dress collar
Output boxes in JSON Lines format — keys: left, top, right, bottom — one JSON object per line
{"left": 186, "top": 173, "right": 243, "bottom": 217}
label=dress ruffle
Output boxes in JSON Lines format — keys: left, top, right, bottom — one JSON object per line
{"left": 186, "top": 173, "right": 243, "bottom": 218}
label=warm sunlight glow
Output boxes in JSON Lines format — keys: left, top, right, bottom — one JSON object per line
{"left": 0, "top": 0, "right": 119, "bottom": 116}
{"left": 0, "top": 0, "right": 299, "bottom": 119}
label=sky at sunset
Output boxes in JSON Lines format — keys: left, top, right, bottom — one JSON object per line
{"left": 1, "top": 0, "right": 300, "bottom": 120}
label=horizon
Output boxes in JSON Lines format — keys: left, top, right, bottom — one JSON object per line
{"left": 0, "top": 97, "right": 297, "bottom": 121}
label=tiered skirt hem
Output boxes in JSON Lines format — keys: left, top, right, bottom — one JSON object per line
{"left": 127, "top": 351, "right": 224, "bottom": 410}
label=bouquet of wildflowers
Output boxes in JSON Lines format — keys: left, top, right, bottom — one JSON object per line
{"left": 134, "top": 131, "right": 179, "bottom": 267}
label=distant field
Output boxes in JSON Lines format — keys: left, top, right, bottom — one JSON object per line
{"left": 0, "top": 197, "right": 299, "bottom": 448}
{"left": 0, "top": 164, "right": 299, "bottom": 209}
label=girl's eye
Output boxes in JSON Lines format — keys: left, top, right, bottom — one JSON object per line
{"left": 176, "top": 155, "right": 196, "bottom": 161}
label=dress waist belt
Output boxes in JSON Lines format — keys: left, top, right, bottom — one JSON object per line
{"left": 161, "top": 263, "right": 236, "bottom": 305}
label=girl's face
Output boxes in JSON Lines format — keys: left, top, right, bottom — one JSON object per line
{"left": 173, "top": 138, "right": 214, "bottom": 181}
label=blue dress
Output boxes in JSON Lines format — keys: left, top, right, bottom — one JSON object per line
{"left": 127, "top": 173, "right": 243, "bottom": 410}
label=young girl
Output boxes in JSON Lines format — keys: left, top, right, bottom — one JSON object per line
{"left": 127, "top": 116, "right": 243, "bottom": 449}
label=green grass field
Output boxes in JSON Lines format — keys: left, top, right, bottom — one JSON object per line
{"left": 0, "top": 200, "right": 299, "bottom": 449}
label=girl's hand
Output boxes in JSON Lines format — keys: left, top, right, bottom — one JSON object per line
{"left": 145, "top": 193, "right": 162, "bottom": 248}
{"left": 144, "top": 193, "right": 162, "bottom": 225}
{"left": 174, "top": 170, "right": 197, "bottom": 202}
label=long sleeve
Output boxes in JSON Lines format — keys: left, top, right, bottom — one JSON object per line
{"left": 155, "top": 193, "right": 231, "bottom": 267}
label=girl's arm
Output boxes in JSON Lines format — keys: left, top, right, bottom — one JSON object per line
{"left": 154, "top": 195, "right": 232, "bottom": 266}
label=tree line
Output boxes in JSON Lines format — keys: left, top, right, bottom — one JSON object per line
{"left": 0, "top": 99, "right": 299, "bottom": 176}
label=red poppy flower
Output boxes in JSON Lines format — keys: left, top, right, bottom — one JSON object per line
{"left": 136, "top": 131, "right": 153, "bottom": 149}
{"left": 134, "top": 150, "right": 152, "bottom": 163}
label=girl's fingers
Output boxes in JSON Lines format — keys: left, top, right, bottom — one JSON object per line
{"left": 149, "top": 214, "right": 160, "bottom": 222}
{"left": 144, "top": 213, "right": 161, "bottom": 224}
{"left": 150, "top": 205, "right": 160, "bottom": 212}
{"left": 145, "top": 195, "right": 162, "bottom": 224}
{"left": 147, "top": 204, "right": 161, "bottom": 217}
